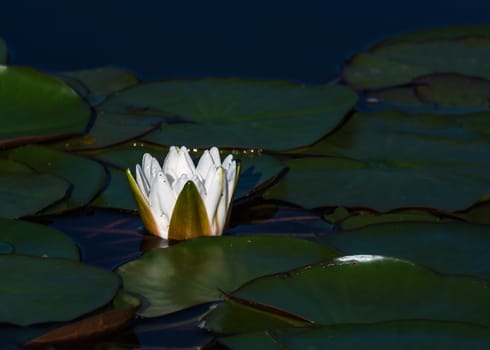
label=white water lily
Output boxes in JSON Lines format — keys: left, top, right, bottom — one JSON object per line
{"left": 126, "top": 146, "right": 239, "bottom": 240}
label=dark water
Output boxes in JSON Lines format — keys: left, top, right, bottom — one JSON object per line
{"left": 1, "top": 1, "right": 490, "bottom": 82}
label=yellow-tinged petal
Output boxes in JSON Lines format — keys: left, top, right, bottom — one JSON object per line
{"left": 168, "top": 180, "right": 211, "bottom": 240}
{"left": 126, "top": 168, "right": 164, "bottom": 238}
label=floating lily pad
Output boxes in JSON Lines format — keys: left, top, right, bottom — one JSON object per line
{"left": 0, "top": 218, "right": 79, "bottom": 259}
{"left": 362, "top": 74, "right": 490, "bottom": 115}
{"left": 270, "top": 321, "right": 490, "bottom": 350}
{"left": 50, "top": 111, "right": 163, "bottom": 151}
{"left": 91, "top": 165, "right": 136, "bottom": 210}
{"left": 59, "top": 66, "right": 139, "bottom": 102}
{"left": 265, "top": 111, "right": 490, "bottom": 211}
{"left": 0, "top": 159, "right": 69, "bottom": 218}
{"left": 318, "top": 222, "right": 490, "bottom": 279}
{"left": 324, "top": 208, "right": 454, "bottom": 230}
{"left": 24, "top": 292, "right": 140, "bottom": 347}
{"left": 219, "top": 332, "right": 282, "bottom": 350}
{"left": 99, "top": 78, "right": 357, "bottom": 151}
{"left": 415, "top": 74, "right": 490, "bottom": 108}
{"left": 117, "top": 235, "right": 339, "bottom": 317}
{"left": 9, "top": 145, "right": 106, "bottom": 214}
{"left": 0, "top": 255, "right": 120, "bottom": 326}
{"left": 343, "top": 24, "right": 490, "bottom": 90}
{"left": 203, "top": 256, "right": 490, "bottom": 333}
{"left": 0, "top": 66, "right": 90, "bottom": 148}
{"left": 456, "top": 201, "right": 490, "bottom": 225}
{"left": 0, "top": 37, "right": 6, "bottom": 64}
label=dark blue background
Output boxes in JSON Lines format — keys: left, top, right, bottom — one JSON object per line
{"left": 1, "top": 1, "right": 489, "bottom": 82}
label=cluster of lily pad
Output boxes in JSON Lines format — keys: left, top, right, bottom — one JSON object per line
{"left": 2, "top": 23, "right": 490, "bottom": 349}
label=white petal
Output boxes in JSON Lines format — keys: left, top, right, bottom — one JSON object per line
{"left": 181, "top": 146, "right": 197, "bottom": 175}
{"left": 225, "top": 160, "right": 237, "bottom": 206}
{"left": 209, "top": 147, "right": 221, "bottom": 166}
{"left": 222, "top": 154, "right": 234, "bottom": 171}
{"left": 163, "top": 146, "right": 196, "bottom": 181}
{"left": 203, "top": 166, "right": 224, "bottom": 227}
{"left": 149, "top": 157, "right": 161, "bottom": 184}
{"left": 214, "top": 172, "right": 229, "bottom": 235}
{"left": 135, "top": 164, "right": 150, "bottom": 198}
{"left": 204, "top": 165, "right": 219, "bottom": 193}
{"left": 196, "top": 150, "right": 214, "bottom": 180}
{"left": 172, "top": 174, "right": 190, "bottom": 197}
{"left": 153, "top": 171, "right": 177, "bottom": 217}
{"left": 142, "top": 153, "right": 155, "bottom": 181}
{"left": 191, "top": 174, "right": 206, "bottom": 197}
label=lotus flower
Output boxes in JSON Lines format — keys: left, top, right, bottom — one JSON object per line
{"left": 126, "top": 146, "right": 239, "bottom": 240}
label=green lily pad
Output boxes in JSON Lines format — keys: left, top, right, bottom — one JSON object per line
{"left": 415, "top": 74, "right": 490, "bottom": 108}
{"left": 219, "top": 332, "right": 282, "bottom": 350}
{"left": 270, "top": 321, "right": 490, "bottom": 350}
{"left": 325, "top": 208, "right": 454, "bottom": 230}
{"left": 0, "top": 159, "right": 69, "bottom": 218}
{"left": 318, "top": 222, "right": 490, "bottom": 279}
{"left": 0, "top": 255, "right": 120, "bottom": 326}
{"left": 264, "top": 156, "right": 490, "bottom": 211}
{"left": 117, "top": 235, "right": 339, "bottom": 317}
{"left": 0, "top": 66, "right": 90, "bottom": 148}
{"left": 0, "top": 218, "right": 79, "bottom": 259}
{"left": 59, "top": 66, "right": 139, "bottom": 102}
{"left": 265, "top": 111, "right": 490, "bottom": 211}
{"left": 8, "top": 145, "right": 106, "bottom": 214}
{"left": 0, "top": 37, "right": 7, "bottom": 64}
{"left": 50, "top": 111, "right": 163, "bottom": 151}
{"left": 343, "top": 24, "right": 490, "bottom": 90}
{"left": 363, "top": 74, "right": 490, "bottom": 115}
{"left": 91, "top": 165, "right": 136, "bottom": 210}
{"left": 203, "top": 256, "right": 490, "bottom": 333}
{"left": 456, "top": 201, "right": 490, "bottom": 225}
{"left": 99, "top": 78, "right": 357, "bottom": 151}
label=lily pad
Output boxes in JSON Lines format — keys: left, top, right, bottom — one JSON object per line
{"left": 318, "top": 222, "right": 490, "bottom": 279}
{"left": 343, "top": 24, "right": 490, "bottom": 90}
{"left": 50, "top": 111, "right": 163, "bottom": 151}
{"left": 456, "top": 201, "right": 490, "bottom": 225}
{"left": 59, "top": 66, "right": 139, "bottom": 102}
{"left": 9, "top": 145, "right": 106, "bottom": 214}
{"left": 415, "top": 74, "right": 490, "bottom": 109}
{"left": 117, "top": 235, "right": 339, "bottom": 317}
{"left": 0, "top": 66, "right": 91, "bottom": 148}
{"left": 99, "top": 78, "right": 357, "bottom": 151}
{"left": 219, "top": 332, "right": 282, "bottom": 350}
{"left": 24, "top": 292, "right": 140, "bottom": 347}
{"left": 264, "top": 110, "right": 490, "bottom": 211}
{"left": 0, "top": 158, "right": 69, "bottom": 218}
{"left": 362, "top": 74, "right": 490, "bottom": 115}
{"left": 0, "top": 255, "right": 120, "bottom": 326}
{"left": 324, "top": 208, "right": 454, "bottom": 230}
{"left": 91, "top": 165, "right": 136, "bottom": 210}
{"left": 0, "top": 37, "right": 6, "bottom": 64}
{"left": 0, "top": 218, "right": 79, "bottom": 259}
{"left": 270, "top": 321, "right": 490, "bottom": 350}
{"left": 203, "top": 256, "right": 490, "bottom": 333}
